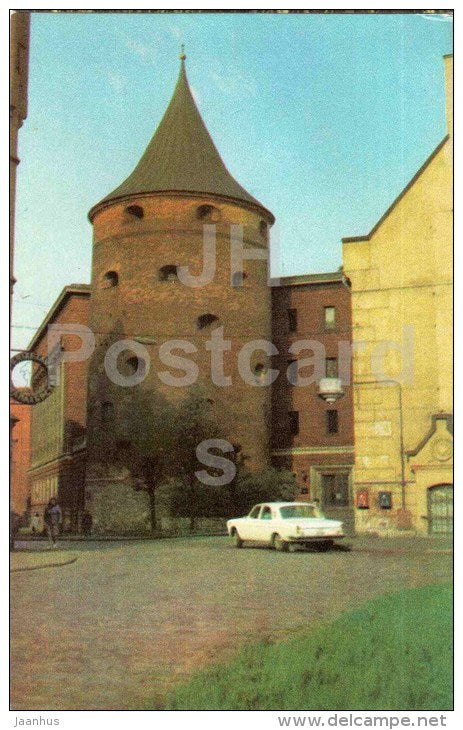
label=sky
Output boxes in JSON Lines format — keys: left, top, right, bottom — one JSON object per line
{"left": 11, "top": 10, "right": 453, "bottom": 354}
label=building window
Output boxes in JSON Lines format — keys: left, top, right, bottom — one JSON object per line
{"left": 326, "top": 409, "right": 338, "bottom": 435}
{"left": 231, "top": 271, "right": 247, "bottom": 287}
{"left": 325, "top": 357, "right": 338, "bottom": 378}
{"left": 126, "top": 204, "right": 144, "bottom": 219}
{"left": 321, "top": 473, "right": 349, "bottom": 507}
{"left": 196, "top": 204, "right": 220, "bottom": 222}
{"left": 324, "top": 306, "right": 336, "bottom": 328}
{"left": 101, "top": 271, "right": 119, "bottom": 289}
{"left": 125, "top": 356, "right": 146, "bottom": 378}
{"left": 288, "top": 308, "right": 297, "bottom": 333}
{"left": 253, "top": 363, "right": 267, "bottom": 383}
{"left": 159, "top": 264, "right": 178, "bottom": 282}
{"left": 259, "top": 220, "right": 268, "bottom": 238}
{"left": 197, "top": 313, "right": 220, "bottom": 330}
{"left": 287, "top": 358, "right": 298, "bottom": 385}
{"left": 289, "top": 410, "right": 299, "bottom": 436}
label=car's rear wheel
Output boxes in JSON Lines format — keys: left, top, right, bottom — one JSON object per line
{"left": 317, "top": 540, "right": 333, "bottom": 552}
{"left": 272, "top": 533, "right": 289, "bottom": 552}
{"left": 232, "top": 529, "right": 243, "bottom": 548}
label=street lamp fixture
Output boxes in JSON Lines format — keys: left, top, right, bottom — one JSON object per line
{"left": 318, "top": 377, "right": 344, "bottom": 404}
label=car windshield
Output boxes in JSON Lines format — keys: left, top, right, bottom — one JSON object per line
{"left": 279, "top": 505, "right": 323, "bottom": 519}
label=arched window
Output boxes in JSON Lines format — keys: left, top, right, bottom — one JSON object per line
{"left": 126, "top": 355, "right": 146, "bottom": 377}
{"left": 101, "top": 271, "right": 119, "bottom": 289}
{"left": 253, "top": 363, "right": 267, "bottom": 381}
{"left": 197, "top": 313, "right": 220, "bottom": 330}
{"left": 196, "top": 204, "right": 220, "bottom": 222}
{"left": 159, "top": 264, "right": 178, "bottom": 282}
{"left": 125, "top": 204, "right": 144, "bottom": 219}
{"left": 232, "top": 271, "right": 247, "bottom": 288}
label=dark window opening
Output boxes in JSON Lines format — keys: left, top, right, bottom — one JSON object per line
{"left": 287, "top": 358, "right": 298, "bottom": 384}
{"left": 232, "top": 271, "right": 247, "bottom": 287}
{"left": 326, "top": 409, "right": 339, "bottom": 435}
{"left": 288, "top": 308, "right": 297, "bottom": 333}
{"left": 197, "top": 313, "right": 220, "bottom": 330}
{"left": 126, "top": 204, "right": 144, "bottom": 219}
{"left": 102, "top": 271, "right": 119, "bottom": 289}
{"left": 125, "top": 356, "right": 146, "bottom": 378}
{"left": 325, "top": 357, "right": 338, "bottom": 378}
{"left": 322, "top": 473, "right": 349, "bottom": 507}
{"left": 289, "top": 410, "right": 299, "bottom": 436}
{"left": 196, "top": 204, "right": 219, "bottom": 221}
{"left": 259, "top": 220, "right": 268, "bottom": 238}
{"left": 159, "top": 264, "right": 178, "bottom": 282}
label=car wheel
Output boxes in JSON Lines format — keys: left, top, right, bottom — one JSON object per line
{"left": 318, "top": 540, "right": 333, "bottom": 552}
{"left": 232, "top": 529, "right": 243, "bottom": 548}
{"left": 272, "top": 533, "right": 289, "bottom": 552}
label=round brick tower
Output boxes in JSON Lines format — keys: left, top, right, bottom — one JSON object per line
{"left": 85, "top": 53, "right": 275, "bottom": 497}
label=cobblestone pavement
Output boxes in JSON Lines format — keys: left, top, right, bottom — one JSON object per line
{"left": 10, "top": 536, "right": 452, "bottom": 710}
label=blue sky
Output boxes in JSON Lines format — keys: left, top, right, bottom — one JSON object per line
{"left": 12, "top": 10, "right": 452, "bottom": 353}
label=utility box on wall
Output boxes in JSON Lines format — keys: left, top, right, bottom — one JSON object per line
{"left": 356, "top": 489, "right": 369, "bottom": 509}
{"left": 378, "top": 491, "right": 392, "bottom": 509}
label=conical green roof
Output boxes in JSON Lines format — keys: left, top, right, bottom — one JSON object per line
{"left": 89, "top": 57, "right": 273, "bottom": 220}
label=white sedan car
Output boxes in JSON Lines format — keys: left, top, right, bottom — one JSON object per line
{"left": 227, "top": 502, "right": 344, "bottom": 552}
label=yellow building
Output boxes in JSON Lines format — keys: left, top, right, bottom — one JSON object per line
{"left": 342, "top": 55, "right": 453, "bottom": 536}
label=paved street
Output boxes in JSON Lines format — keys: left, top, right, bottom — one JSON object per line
{"left": 10, "top": 536, "right": 452, "bottom": 710}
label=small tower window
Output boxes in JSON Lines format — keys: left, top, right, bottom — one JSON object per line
{"left": 196, "top": 204, "right": 220, "bottom": 222}
{"left": 101, "top": 271, "right": 119, "bottom": 289}
{"left": 126, "top": 204, "right": 144, "bottom": 219}
{"left": 126, "top": 355, "right": 146, "bottom": 377}
{"left": 159, "top": 265, "right": 178, "bottom": 282}
{"left": 253, "top": 363, "right": 267, "bottom": 382}
{"left": 232, "top": 271, "right": 247, "bottom": 288}
{"left": 259, "top": 220, "right": 268, "bottom": 238}
{"left": 197, "top": 313, "right": 220, "bottom": 330}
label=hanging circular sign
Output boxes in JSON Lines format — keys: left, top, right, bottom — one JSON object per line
{"left": 10, "top": 351, "right": 55, "bottom": 405}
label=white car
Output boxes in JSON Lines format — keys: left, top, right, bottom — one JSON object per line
{"left": 227, "top": 502, "right": 344, "bottom": 552}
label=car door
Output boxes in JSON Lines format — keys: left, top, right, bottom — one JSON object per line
{"left": 239, "top": 504, "right": 262, "bottom": 540}
{"left": 255, "top": 504, "right": 274, "bottom": 544}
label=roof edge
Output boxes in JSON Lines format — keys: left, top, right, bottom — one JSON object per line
{"left": 27, "top": 284, "right": 91, "bottom": 352}
{"left": 88, "top": 189, "right": 275, "bottom": 225}
{"left": 275, "top": 271, "right": 349, "bottom": 288}
{"left": 342, "top": 135, "right": 449, "bottom": 243}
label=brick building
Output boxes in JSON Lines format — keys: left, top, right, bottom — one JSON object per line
{"left": 10, "top": 398, "right": 31, "bottom": 518}
{"left": 27, "top": 285, "right": 90, "bottom": 531}
{"left": 24, "top": 54, "right": 354, "bottom": 530}
{"left": 271, "top": 272, "right": 354, "bottom": 532}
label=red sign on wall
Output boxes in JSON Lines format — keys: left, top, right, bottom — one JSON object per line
{"left": 356, "top": 489, "right": 369, "bottom": 509}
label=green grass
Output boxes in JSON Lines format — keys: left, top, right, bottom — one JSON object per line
{"left": 164, "top": 584, "right": 453, "bottom": 711}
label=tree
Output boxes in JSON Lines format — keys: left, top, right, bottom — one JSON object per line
{"left": 230, "top": 467, "right": 298, "bottom": 516}
{"left": 113, "top": 387, "right": 177, "bottom": 534}
{"left": 169, "top": 386, "right": 224, "bottom": 531}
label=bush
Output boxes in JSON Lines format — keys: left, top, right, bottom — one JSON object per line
{"left": 92, "top": 482, "right": 151, "bottom": 534}
{"left": 158, "top": 468, "right": 298, "bottom": 521}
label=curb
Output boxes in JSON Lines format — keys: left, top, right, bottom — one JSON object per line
{"left": 10, "top": 557, "right": 78, "bottom": 573}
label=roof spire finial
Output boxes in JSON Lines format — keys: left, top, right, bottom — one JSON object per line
{"left": 179, "top": 44, "right": 186, "bottom": 61}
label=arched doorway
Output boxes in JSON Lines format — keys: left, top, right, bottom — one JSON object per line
{"left": 427, "top": 484, "right": 453, "bottom": 535}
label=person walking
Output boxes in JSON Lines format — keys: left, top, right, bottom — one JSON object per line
{"left": 44, "top": 498, "right": 62, "bottom": 548}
